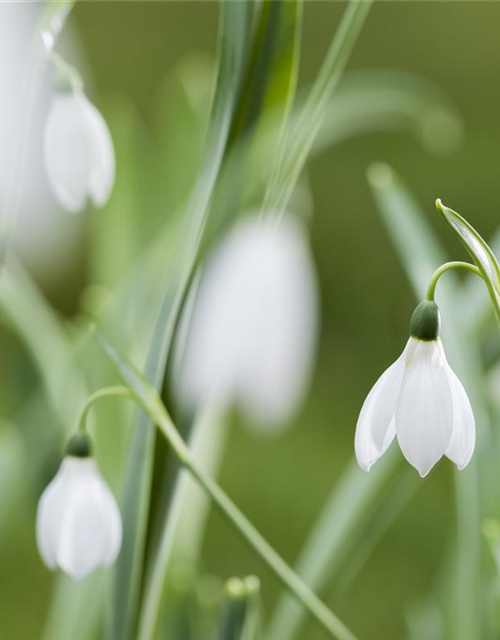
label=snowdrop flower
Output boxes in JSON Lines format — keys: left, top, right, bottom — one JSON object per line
{"left": 175, "top": 215, "right": 318, "bottom": 430}
{"left": 355, "top": 300, "right": 475, "bottom": 477}
{"left": 36, "top": 433, "right": 122, "bottom": 581}
{"left": 44, "top": 87, "right": 115, "bottom": 213}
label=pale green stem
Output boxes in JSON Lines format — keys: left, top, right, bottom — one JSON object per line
{"left": 77, "top": 389, "right": 358, "bottom": 640}
{"left": 425, "top": 261, "right": 483, "bottom": 302}
{"left": 77, "top": 386, "right": 135, "bottom": 432}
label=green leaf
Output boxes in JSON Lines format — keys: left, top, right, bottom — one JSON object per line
{"left": 264, "top": 0, "right": 372, "bottom": 215}
{"left": 229, "top": 0, "right": 302, "bottom": 143}
{"left": 436, "top": 199, "right": 500, "bottom": 328}
{"left": 110, "top": 4, "right": 255, "bottom": 639}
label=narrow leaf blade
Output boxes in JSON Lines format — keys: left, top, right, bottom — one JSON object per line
{"left": 436, "top": 198, "right": 500, "bottom": 326}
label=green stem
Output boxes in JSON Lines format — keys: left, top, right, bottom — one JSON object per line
{"left": 79, "top": 388, "right": 358, "bottom": 640}
{"left": 77, "top": 386, "right": 135, "bottom": 432}
{"left": 425, "top": 261, "right": 483, "bottom": 302}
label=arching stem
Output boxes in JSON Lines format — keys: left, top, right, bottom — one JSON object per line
{"left": 426, "top": 261, "right": 483, "bottom": 302}
{"left": 77, "top": 386, "right": 135, "bottom": 432}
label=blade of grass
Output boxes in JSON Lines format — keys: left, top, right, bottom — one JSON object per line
{"left": 263, "top": 0, "right": 372, "bottom": 217}
{"left": 110, "top": 4, "right": 255, "bottom": 639}
{"left": 229, "top": 0, "right": 302, "bottom": 143}
{"left": 436, "top": 199, "right": 500, "bottom": 329}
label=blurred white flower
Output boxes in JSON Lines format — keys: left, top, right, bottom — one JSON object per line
{"left": 355, "top": 302, "right": 475, "bottom": 477}
{"left": 175, "top": 215, "right": 319, "bottom": 431}
{"left": 36, "top": 439, "right": 122, "bottom": 581}
{"left": 44, "top": 88, "right": 115, "bottom": 213}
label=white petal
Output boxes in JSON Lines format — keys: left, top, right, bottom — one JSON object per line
{"left": 96, "top": 480, "right": 122, "bottom": 565}
{"left": 235, "top": 218, "right": 319, "bottom": 428}
{"left": 36, "top": 463, "right": 75, "bottom": 568}
{"left": 396, "top": 340, "right": 454, "bottom": 477}
{"left": 79, "top": 94, "right": 115, "bottom": 207}
{"left": 36, "top": 457, "right": 122, "bottom": 581}
{"left": 44, "top": 92, "right": 92, "bottom": 213}
{"left": 354, "top": 341, "right": 409, "bottom": 471}
{"left": 445, "top": 366, "right": 475, "bottom": 470}
{"left": 55, "top": 459, "right": 121, "bottom": 581}
{"left": 175, "top": 216, "right": 318, "bottom": 429}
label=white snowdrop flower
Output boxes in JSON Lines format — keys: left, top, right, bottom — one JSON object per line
{"left": 36, "top": 433, "right": 122, "bottom": 581}
{"left": 355, "top": 300, "right": 475, "bottom": 477}
{"left": 44, "top": 88, "right": 115, "bottom": 213}
{"left": 175, "top": 215, "right": 319, "bottom": 431}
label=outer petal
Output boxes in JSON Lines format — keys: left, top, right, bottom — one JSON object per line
{"left": 36, "top": 462, "right": 75, "bottom": 568}
{"left": 79, "top": 94, "right": 115, "bottom": 207}
{"left": 445, "top": 366, "right": 475, "bottom": 470}
{"left": 94, "top": 478, "right": 122, "bottom": 565}
{"left": 354, "top": 340, "right": 409, "bottom": 471}
{"left": 175, "top": 216, "right": 319, "bottom": 430}
{"left": 44, "top": 92, "right": 91, "bottom": 213}
{"left": 235, "top": 217, "right": 319, "bottom": 428}
{"left": 395, "top": 340, "right": 454, "bottom": 477}
{"left": 55, "top": 459, "right": 121, "bottom": 581}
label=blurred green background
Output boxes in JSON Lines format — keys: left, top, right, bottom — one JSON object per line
{"left": 3, "top": 2, "right": 500, "bottom": 639}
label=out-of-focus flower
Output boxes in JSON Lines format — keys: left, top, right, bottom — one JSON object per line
{"left": 355, "top": 300, "right": 475, "bottom": 477}
{"left": 36, "top": 433, "right": 122, "bottom": 581}
{"left": 44, "top": 88, "right": 115, "bottom": 213}
{"left": 175, "top": 215, "right": 319, "bottom": 431}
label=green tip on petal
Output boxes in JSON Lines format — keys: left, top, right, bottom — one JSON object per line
{"left": 410, "top": 300, "right": 440, "bottom": 341}
{"left": 65, "top": 432, "right": 93, "bottom": 458}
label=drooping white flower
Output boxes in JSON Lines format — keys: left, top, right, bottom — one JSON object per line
{"left": 44, "top": 88, "right": 115, "bottom": 213}
{"left": 36, "top": 434, "right": 122, "bottom": 581}
{"left": 175, "top": 215, "right": 319, "bottom": 431}
{"left": 355, "top": 301, "right": 475, "bottom": 477}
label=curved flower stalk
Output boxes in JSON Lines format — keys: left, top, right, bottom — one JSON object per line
{"left": 44, "top": 86, "right": 115, "bottom": 213}
{"left": 175, "top": 214, "right": 319, "bottom": 430}
{"left": 355, "top": 299, "right": 475, "bottom": 477}
{"left": 36, "top": 432, "right": 122, "bottom": 581}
